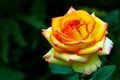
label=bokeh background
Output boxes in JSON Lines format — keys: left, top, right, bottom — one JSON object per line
{"left": 0, "top": 0, "right": 120, "bottom": 80}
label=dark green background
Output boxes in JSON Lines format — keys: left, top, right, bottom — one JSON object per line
{"left": 0, "top": 0, "right": 120, "bottom": 80}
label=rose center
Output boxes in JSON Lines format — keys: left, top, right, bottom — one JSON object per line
{"left": 63, "top": 19, "right": 80, "bottom": 34}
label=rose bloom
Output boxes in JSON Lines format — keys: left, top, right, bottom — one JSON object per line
{"left": 42, "top": 7, "right": 113, "bottom": 74}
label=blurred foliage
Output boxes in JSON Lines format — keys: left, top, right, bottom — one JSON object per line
{"left": 0, "top": 66, "right": 24, "bottom": 80}
{"left": 104, "top": 9, "right": 120, "bottom": 80}
{"left": 91, "top": 65, "right": 116, "bottom": 80}
{"left": 0, "top": 0, "right": 120, "bottom": 80}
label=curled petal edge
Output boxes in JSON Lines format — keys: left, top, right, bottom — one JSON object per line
{"left": 98, "top": 37, "right": 113, "bottom": 55}
{"left": 77, "top": 37, "right": 106, "bottom": 55}
{"left": 54, "top": 52, "right": 90, "bottom": 63}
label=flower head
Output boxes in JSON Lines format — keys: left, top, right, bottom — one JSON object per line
{"left": 42, "top": 7, "right": 113, "bottom": 74}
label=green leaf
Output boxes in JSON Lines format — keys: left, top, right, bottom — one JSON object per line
{"left": 105, "top": 9, "right": 119, "bottom": 23}
{"left": 91, "top": 65, "right": 116, "bottom": 80}
{"left": 0, "top": 66, "right": 25, "bottom": 80}
{"left": 66, "top": 74, "right": 79, "bottom": 80}
{"left": 99, "top": 56, "right": 108, "bottom": 66}
{"left": 49, "top": 64, "right": 73, "bottom": 75}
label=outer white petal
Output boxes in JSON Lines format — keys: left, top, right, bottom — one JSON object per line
{"left": 72, "top": 54, "right": 101, "bottom": 74}
{"left": 98, "top": 37, "right": 113, "bottom": 55}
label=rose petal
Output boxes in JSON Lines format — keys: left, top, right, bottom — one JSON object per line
{"left": 43, "top": 48, "right": 70, "bottom": 66}
{"left": 87, "top": 22, "right": 95, "bottom": 33}
{"left": 77, "top": 37, "right": 105, "bottom": 55}
{"left": 42, "top": 27, "right": 67, "bottom": 53}
{"left": 91, "top": 13, "right": 108, "bottom": 41}
{"left": 54, "top": 14, "right": 82, "bottom": 41}
{"left": 55, "top": 29, "right": 83, "bottom": 45}
{"left": 78, "top": 24, "right": 89, "bottom": 39}
{"left": 105, "top": 31, "right": 108, "bottom": 35}
{"left": 67, "top": 6, "right": 76, "bottom": 14}
{"left": 72, "top": 54, "right": 101, "bottom": 74}
{"left": 60, "top": 13, "right": 80, "bottom": 32}
{"left": 98, "top": 37, "right": 113, "bottom": 55}
{"left": 80, "top": 36, "right": 96, "bottom": 44}
{"left": 42, "top": 27, "right": 52, "bottom": 43}
{"left": 50, "top": 34, "right": 81, "bottom": 53}
{"left": 52, "top": 17, "right": 62, "bottom": 35}
{"left": 55, "top": 30, "right": 77, "bottom": 42}
{"left": 54, "top": 52, "right": 90, "bottom": 63}
{"left": 70, "top": 28, "right": 82, "bottom": 40}
{"left": 42, "top": 27, "right": 78, "bottom": 53}
{"left": 73, "top": 10, "right": 95, "bottom": 24}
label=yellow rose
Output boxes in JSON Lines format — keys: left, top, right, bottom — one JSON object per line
{"left": 42, "top": 7, "right": 113, "bottom": 74}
